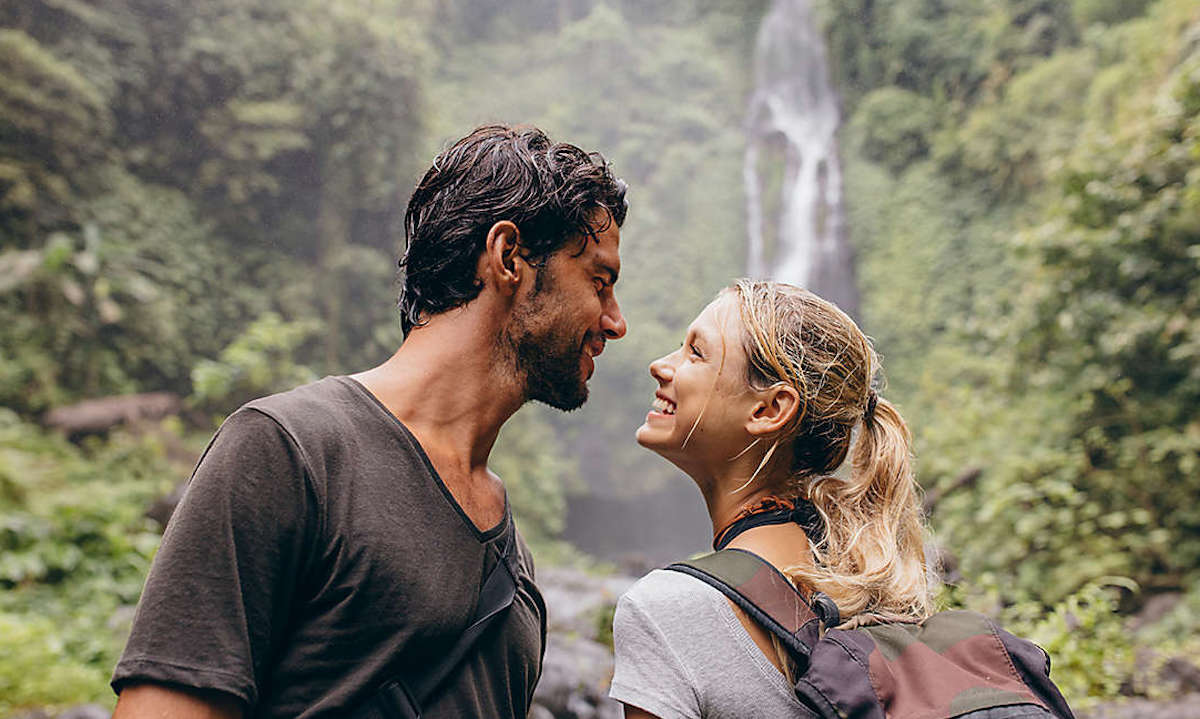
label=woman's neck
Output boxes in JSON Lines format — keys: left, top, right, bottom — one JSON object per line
{"left": 690, "top": 436, "right": 788, "bottom": 527}
{"left": 693, "top": 448, "right": 818, "bottom": 565}
{"left": 699, "top": 465, "right": 792, "bottom": 540}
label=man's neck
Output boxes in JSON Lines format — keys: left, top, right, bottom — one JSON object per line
{"left": 351, "top": 313, "right": 524, "bottom": 475}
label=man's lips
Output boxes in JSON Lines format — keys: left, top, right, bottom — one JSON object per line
{"left": 584, "top": 337, "right": 606, "bottom": 359}
{"left": 581, "top": 337, "right": 605, "bottom": 379}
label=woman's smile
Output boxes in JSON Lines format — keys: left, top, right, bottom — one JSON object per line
{"left": 636, "top": 295, "right": 748, "bottom": 459}
{"left": 648, "top": 393, "right": 676, "bottom": 418}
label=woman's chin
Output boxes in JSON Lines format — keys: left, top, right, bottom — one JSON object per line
{"left": 638, "top": 429, "right": 690, "bottom": 469}
{"left": 635, "top": 423, "right": 668, "bottom": 451}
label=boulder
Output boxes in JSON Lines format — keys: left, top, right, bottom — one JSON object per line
{"left": 531, "top": 565, "right": 636, "bottom": 719}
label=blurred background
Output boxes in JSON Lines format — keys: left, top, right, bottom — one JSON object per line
{"left": 1, "top": 0, "right": 1198, "bottom": 715}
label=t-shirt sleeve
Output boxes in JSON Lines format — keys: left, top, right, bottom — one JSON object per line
{"left": 609, "top": 582, "right": 702, "bottom": 719}
{"left": 111, "top": 408, "right": 317, "bottom": 708}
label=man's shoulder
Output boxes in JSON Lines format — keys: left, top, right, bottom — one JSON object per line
{"left": 237, "top": 376, "right": 369, "bottom": 439}
{"left": 243, "top": 375, "right": 352, "bottom": 418}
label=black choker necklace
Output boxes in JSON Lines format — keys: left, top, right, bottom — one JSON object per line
{"left": 713, "top": 497, "right": 824, "bottom": 551}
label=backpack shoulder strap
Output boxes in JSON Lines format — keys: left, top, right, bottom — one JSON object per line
{"left": 666, "top": 548, "right": 824, "bottom": 668}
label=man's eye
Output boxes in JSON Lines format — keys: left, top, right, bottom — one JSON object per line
{"left": 689, "top": 344, "right": 703, "bottom": 359}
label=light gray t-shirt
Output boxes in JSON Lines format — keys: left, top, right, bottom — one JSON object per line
{"left": 609, "top": 569, "right": 807, "bottom": 719}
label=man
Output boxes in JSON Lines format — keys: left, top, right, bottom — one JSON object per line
{"left": 111, "top": 125, "right": 629, "bottom": 718}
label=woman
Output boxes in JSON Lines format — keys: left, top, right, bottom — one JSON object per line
{"left": 609, "top": 279, "right": 931, "bottom": 718}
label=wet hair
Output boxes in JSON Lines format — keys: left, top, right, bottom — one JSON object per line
{"left": 398, "top": 124, "right": 628, "bottom": 335}
{"left": 726, "top": 279, "right": 931, "bottom": 626}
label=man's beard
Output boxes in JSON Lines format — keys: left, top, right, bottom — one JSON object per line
{"left": 505, "top": 300, "right": 588, "bottom": 412}
{"left": 512, "top": 325, "right": 588, "bottom": 411}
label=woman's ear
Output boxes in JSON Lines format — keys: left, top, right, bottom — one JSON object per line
{"left": 746, "top": 384, "right": 801, "bottom": 437}
{"left": 482, "top": 220, "right": 522, "bottom": 294}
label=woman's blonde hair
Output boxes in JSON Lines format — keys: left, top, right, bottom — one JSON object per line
{"left": 726, "top": 279, "right": 931, "bottom": 626}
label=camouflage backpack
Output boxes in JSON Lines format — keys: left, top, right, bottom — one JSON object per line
{"left": 666, "top": 549, "right": 1076, "bottom": 719}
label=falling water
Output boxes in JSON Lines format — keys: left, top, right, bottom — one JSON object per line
{"left": 744, "top": 0, "right": 859, "bottom": 317}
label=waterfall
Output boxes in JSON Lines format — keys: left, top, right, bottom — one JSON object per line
{"left": 744, "top": 0, "right": 859, "bottom": 317}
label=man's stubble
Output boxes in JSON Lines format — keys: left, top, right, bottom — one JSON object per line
{"left": 502, "top": 270, "right": 590, "bottom": 412}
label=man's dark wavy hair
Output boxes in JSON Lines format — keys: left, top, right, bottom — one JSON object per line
{"left": 398, "top": 124, "right": 628, "bottom": 335}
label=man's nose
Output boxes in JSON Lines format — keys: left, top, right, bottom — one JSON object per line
{"left": 600, "top": 295, "right": 627, "bottom": 340}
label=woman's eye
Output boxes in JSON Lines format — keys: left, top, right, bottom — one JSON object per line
{"left": 689, "top": 344, "right": 703, "bottom": 359}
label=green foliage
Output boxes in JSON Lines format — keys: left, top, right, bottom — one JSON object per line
{"left": 817, "top": 0, "right": 1056, "bottom": 107}
{"left": 846, "top": 87, "right": 939, "bottom": 174}
{"left": 0, "top": 27, "right": 110, "bottom": 237}
{"left": 0, "top": 409, "right": 180, "bottom": 714}
{"left": 0, "top": 169, "right": 265, "bottom": 413}
{"left": 1009, "top": 35, "right": 1200, "bottom": 592}
{"left": 1014, "top": 581, "right": 1137, "bottom": 705}
{"left": 0, "top": 18, "right": 434, "bottom": 549}
{"left": 1073, "top": 0, "right": 1154, "bottom": 28}
{"left": 1, "top": 0, "right": 431, "bottom": 391}
{"left": 0, "top": 613, "right": 110, "bottom": 713}
{"left": 190, "top": 312, "right": 321, "bottom": 416}
{"left": 843, "top": 3, "right": 1199, "bottom": 702}
{"left": 938, "top": 47, "right": 1097, "bottom": 198}
{"left": 0, "top": 29, "right": 109, "bottom": 137}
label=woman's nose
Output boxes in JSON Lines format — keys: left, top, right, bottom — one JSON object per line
{"left": 649, "top": 355, "right": 673, "bottom": 382}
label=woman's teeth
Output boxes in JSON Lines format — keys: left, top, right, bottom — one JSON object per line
{"left": 652, "top": 397, "right": 676, "bottom": 415}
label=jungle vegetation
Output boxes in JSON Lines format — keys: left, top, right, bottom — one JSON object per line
{"left": 0, "top": 0, "right": 1197, "bottom": 711}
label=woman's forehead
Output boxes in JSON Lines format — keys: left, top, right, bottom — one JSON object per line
{"left": 692, "top": 294, "right": 739, "bottom": 335}
{"left": 693, "top": 295, "right": 748, "bottom": 373}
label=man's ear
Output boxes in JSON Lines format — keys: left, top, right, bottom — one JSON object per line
{"left": 483, "top": 220, "right": 523, "bottom": 294}
{"left": 746, "top": 384, "right": 801, "bottom": 437}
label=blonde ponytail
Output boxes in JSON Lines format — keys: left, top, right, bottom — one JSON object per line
{"left": 728, "top": 280, "right": 931, "bottom": 626}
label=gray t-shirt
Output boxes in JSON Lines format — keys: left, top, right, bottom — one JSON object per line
{"left": 609, "top": 569, "right": 806, "bottom": 719}
{"left": 113, "top": 376, "right": 546, "bottom": 718}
